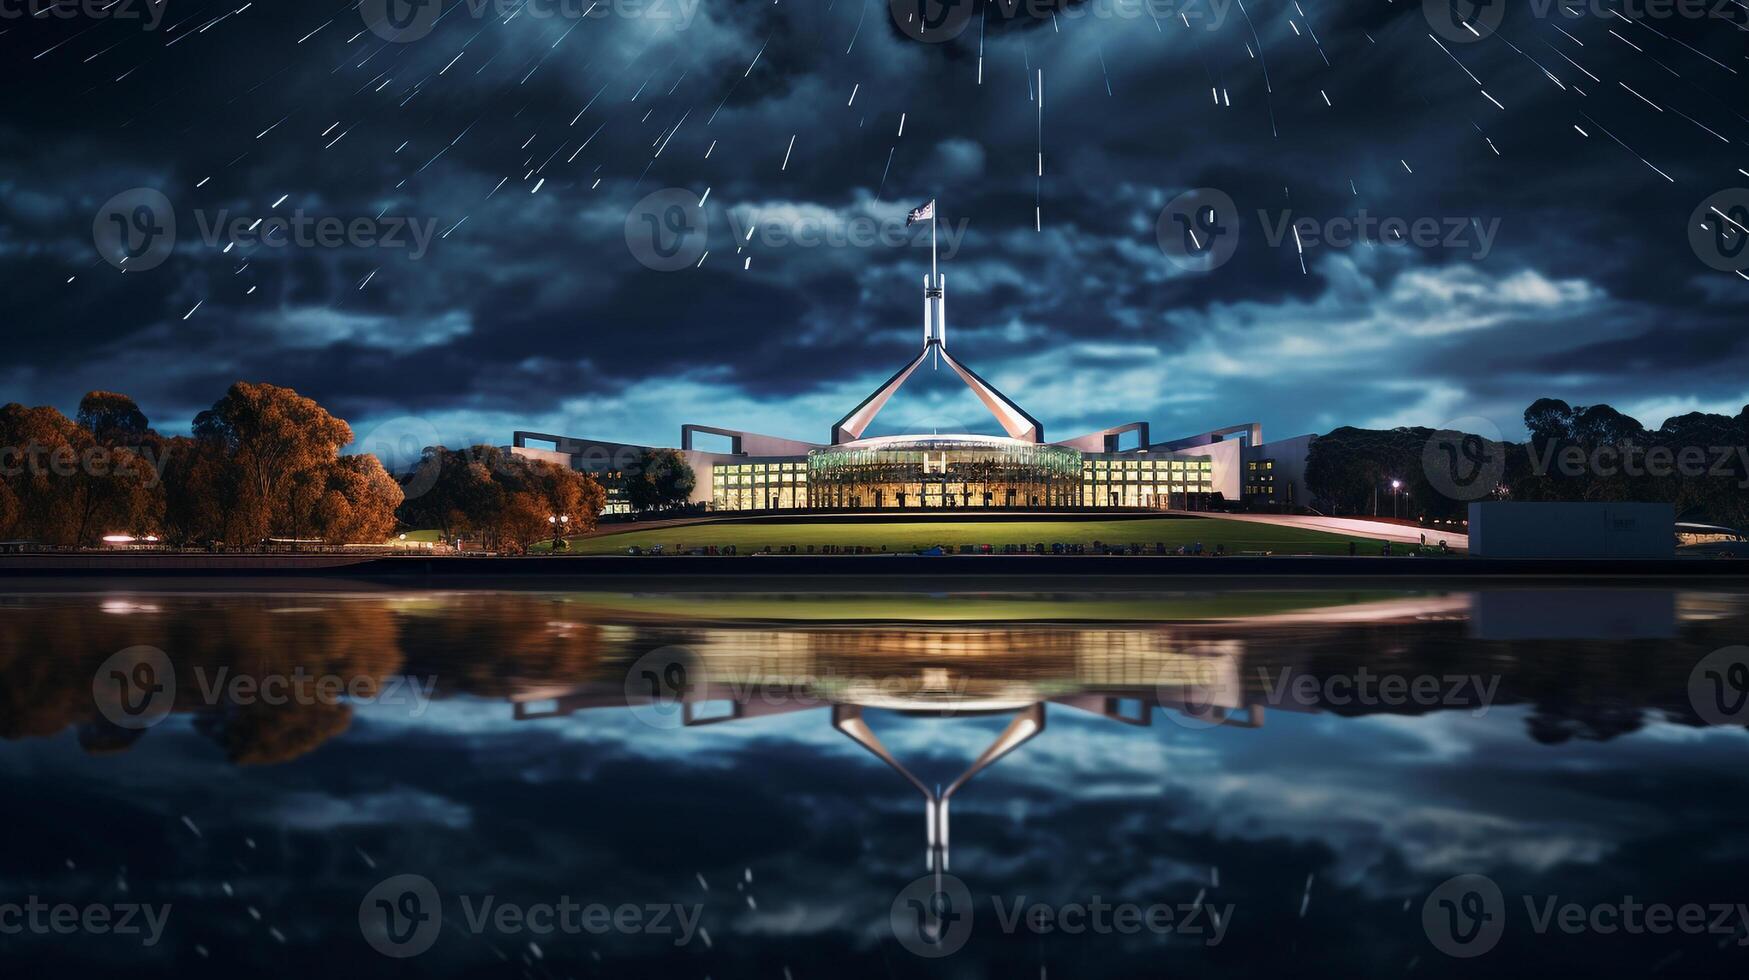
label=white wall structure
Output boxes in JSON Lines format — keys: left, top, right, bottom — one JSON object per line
{"left": 1468, "top": 502, "right": 1675, "bottom": 558}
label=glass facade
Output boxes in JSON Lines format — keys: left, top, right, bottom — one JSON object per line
{"left": 711, "top": 461, "right": 810, "bottom": 512}
{"left": 1080, "top": 454, "right": 1214, "bottom": 509}
{"left": 806, "top": 439, "right": 1083, "bottom": 510}
{"left": 1244, "top": 458, "right": 1276, "bottom": 501}
{"left": 708, "top": 440, "right": 1215, "bottom": 511}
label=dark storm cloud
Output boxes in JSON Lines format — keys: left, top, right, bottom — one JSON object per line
{"left": 2, "top": 0, "right": 1745, "bottom": 444}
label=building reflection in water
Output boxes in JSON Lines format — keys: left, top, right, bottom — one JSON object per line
{"left": 3, "top": 585, "right": 1732, "bottom": 789}
{"left": 505, "top": 590, "right": 1638, "bottom": 872}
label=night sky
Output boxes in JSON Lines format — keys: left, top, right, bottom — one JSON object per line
{"left": 4, "top": 0, "right": 1747, "bottom": 455}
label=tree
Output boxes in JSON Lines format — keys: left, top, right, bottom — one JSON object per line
{"left": 522, "top": 457, "right": 607, "bottom": 536}
{"left": 318, "top": 454, "right": 404, "bottom": 543}
{"left": 76, "top": 391, "right": 150, "bottom": 447}
{"left": 158, "top": 434, "right": 263, "bottom": 547}
{"left": 1523, "top": 398, "right": 1573, "bottom": 443}
{"left": 193, "top": 382, "right": 353, "bottom": 539}
{"left": 395, "top": 446, "right": 607, "bottom": 551}
{"left": 625, "top": 448, "right": 696, "bottom": 513}
{"left": 396, "top": 446, "right": 496, "bottom": 543}
{"left": 0, "top": 481, "right": 17, "bottom": 539}
{"left": 494, "top": 493, "right": 551, "bottom": 554}
{"left": 0, "top": 403, "right": 160, "bottom": 547}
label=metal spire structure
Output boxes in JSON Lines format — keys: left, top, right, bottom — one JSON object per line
{"left": 830, "top": 205, "right": 1042, "bottom": 445}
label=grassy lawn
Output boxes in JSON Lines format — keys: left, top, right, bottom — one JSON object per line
{"left": 560, "top": 516, "right": 1397, "bottom": 557}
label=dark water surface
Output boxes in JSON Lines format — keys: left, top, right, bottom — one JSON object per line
{"left": 3, "top": 582, "right": 1749, "bottom": 977}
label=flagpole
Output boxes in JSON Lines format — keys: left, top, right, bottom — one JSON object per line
{"left": 932, "top": 204, "right": 939, "bottom": 369}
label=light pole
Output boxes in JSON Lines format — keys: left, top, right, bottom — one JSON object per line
{"left": 548, "top": 514, "right": 569, "bottom": 549}
{"left": 1390, "top": 479, "right": 1402, "bottom": 519}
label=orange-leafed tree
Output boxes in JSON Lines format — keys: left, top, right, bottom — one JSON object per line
{"left": 192, "top": 382, "right": 354, "bottom": 541}
{"left": 318, "top": 454, "right": 404, "bottom": 544}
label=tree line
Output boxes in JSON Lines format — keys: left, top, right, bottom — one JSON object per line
{"left": 1305, "top": 399, "right": 1749, "bottom": 527}
{"left": 0, "top": 382, "right": 606, "bottom": 552}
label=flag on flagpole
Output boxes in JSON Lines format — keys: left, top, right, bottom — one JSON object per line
{"left": 906, "top": 200, "right": 935, "bottom": 225}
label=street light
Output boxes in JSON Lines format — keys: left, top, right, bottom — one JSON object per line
{"left": 548, "top": 514, "right": 569, "bottom": 549}
{"left": 1390, "top": 479, "right": 1403, "bottom": 519}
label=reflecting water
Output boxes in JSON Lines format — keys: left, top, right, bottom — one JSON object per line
{"left": 2, "top": 585, "right": 1748, "bottom": 976}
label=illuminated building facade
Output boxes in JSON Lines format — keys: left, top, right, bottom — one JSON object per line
{"left": 510, "top": 253, "right": 1313, "bottom": 512}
